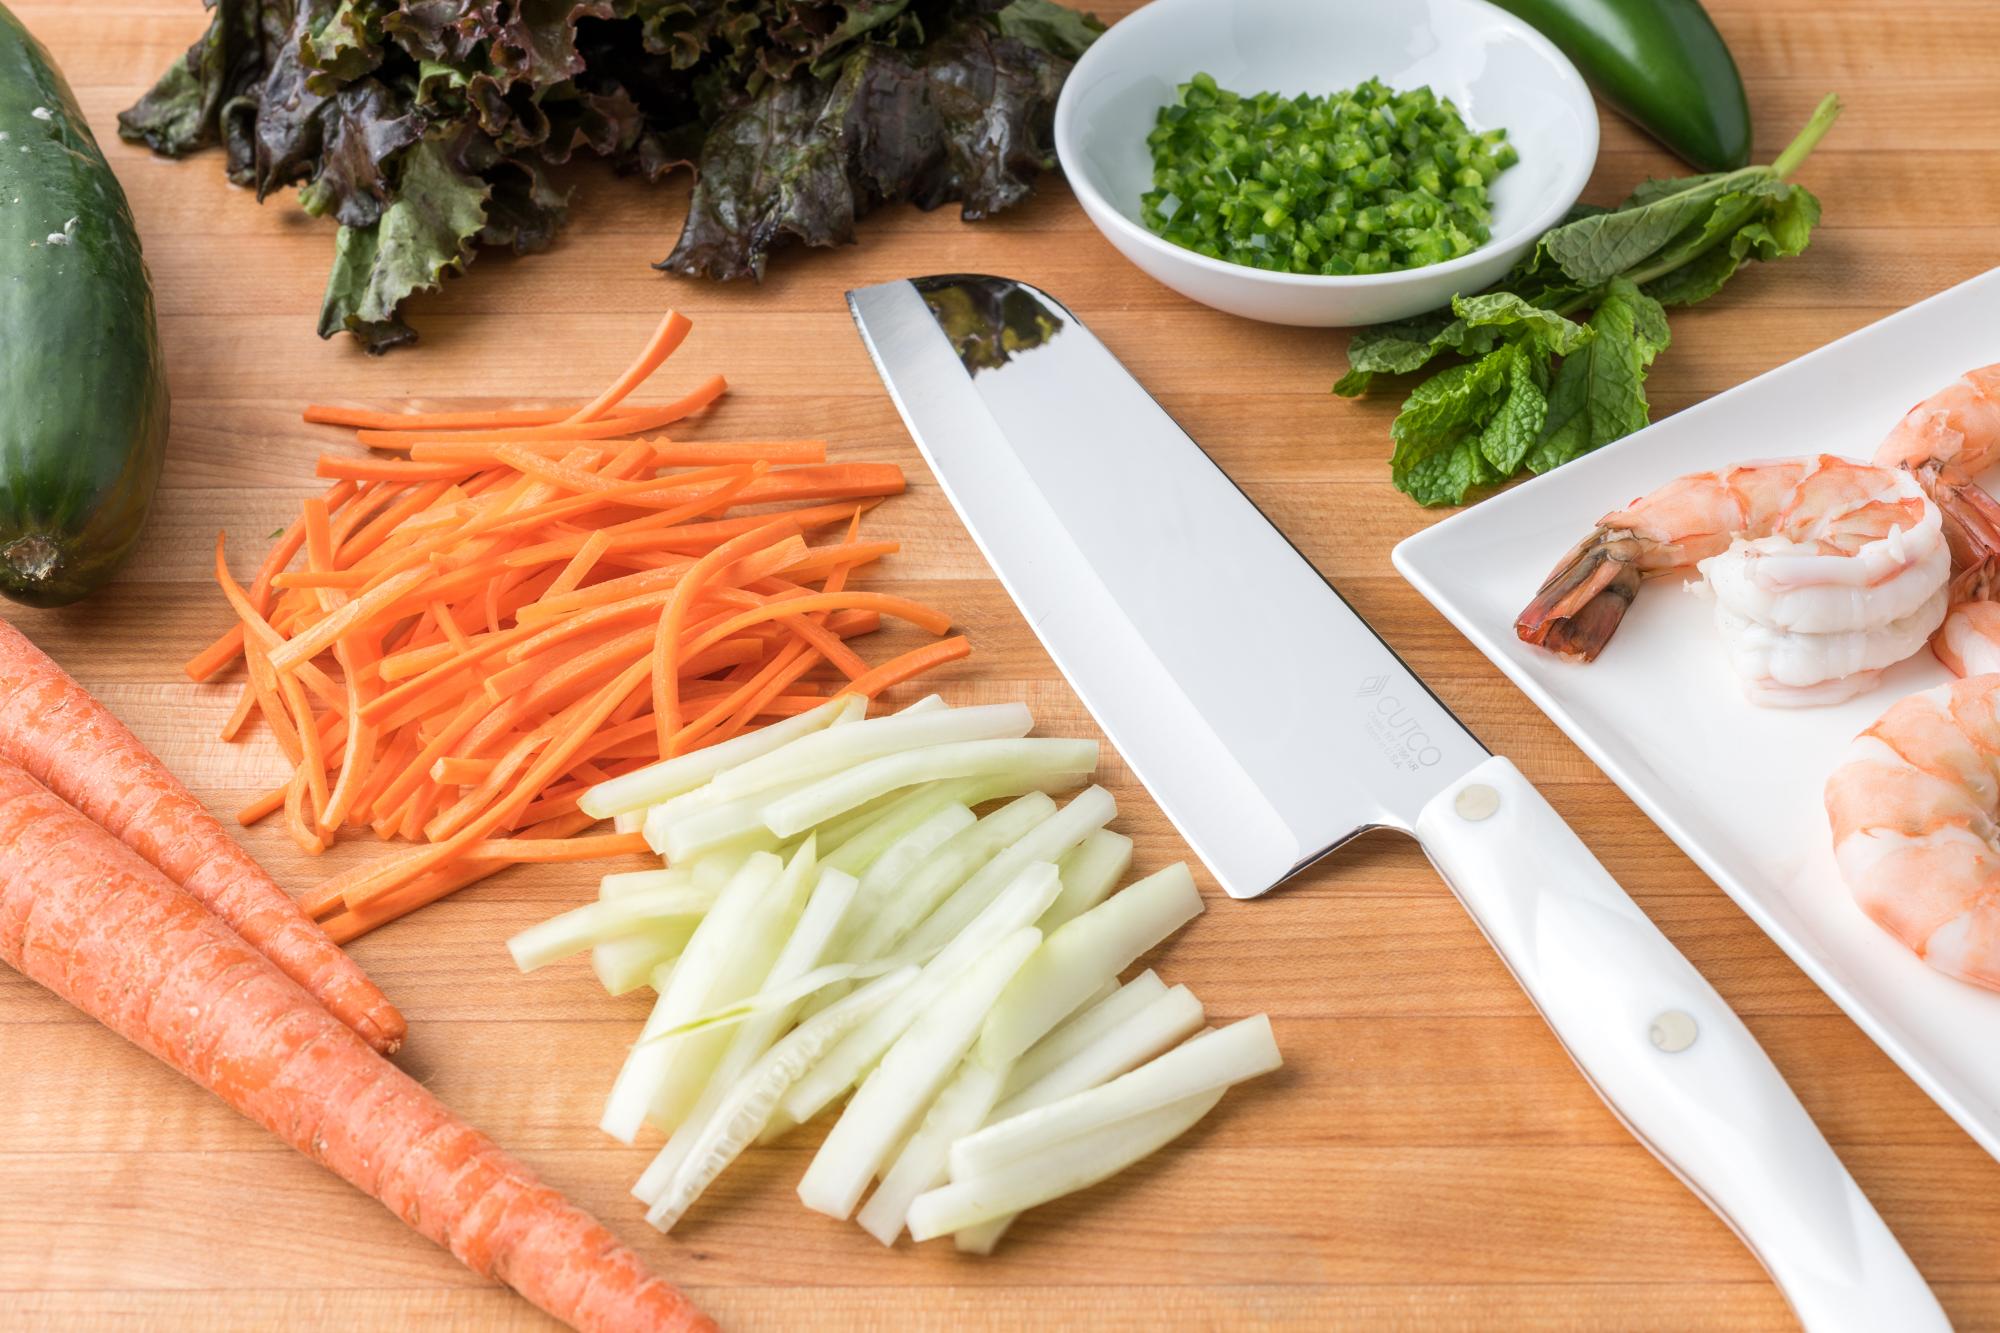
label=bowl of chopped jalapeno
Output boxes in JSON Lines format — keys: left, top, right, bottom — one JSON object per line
{"left": 1054, "top": 0, "right": 1599, "bottom": 326}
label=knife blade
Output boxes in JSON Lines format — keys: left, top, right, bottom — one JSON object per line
{"left": 849, "top": 274, "right": 1944, "bottom": 1332}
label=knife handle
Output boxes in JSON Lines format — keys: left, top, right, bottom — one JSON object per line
{"left": 1413, "top": 756, "right": 1945, "bottom": 1333}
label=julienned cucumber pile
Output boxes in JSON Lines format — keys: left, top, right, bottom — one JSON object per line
{"left": 1340, "top": 93, "right": 1841, "bottom": 508}
{"left": 509, "top": 694, "right": 1280, "bottom": 1248}
{"left": 1143, "top": 75, "right": 1515, "bottom": 276}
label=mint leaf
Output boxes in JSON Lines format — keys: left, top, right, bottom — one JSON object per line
{"left": 1478, "top": 344, "right": 1552, "bottom": 474}
{"left": 1735, "top": 183, "right": 1821, "bottom": 260}
{"left": 1540, "top": 173, "right": 1803, "bottom": 290}
{"left": 1399, "top": 435, "right": 1500, "bottom": 507}
{"left": 1641, "top": 182, "right": 1821, "bottom": 307}
{"left": 1527, "top": 278, "right": 1669, "bottom": 474}
{"left": 1335, "top": 309, "right": 1466, "bottom": 395}
{"left": 1453, "top": 292, "right": 1591, "bottom": 354}
{"left": 1622, "top": 172, "right": 1731, "bottom": 208}
{"left": 317, "top": 136, "right": 489, "bottom": 353}
{"left": 1389, "top": 330, "right": 1569, "bottom": 505}
{"left": 1336, "top": 293, "right": 1581, "bottom": 397}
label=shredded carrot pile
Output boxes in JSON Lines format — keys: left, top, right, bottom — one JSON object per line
{"left": 192, "top": 311, "right": 970, "bottom": 943}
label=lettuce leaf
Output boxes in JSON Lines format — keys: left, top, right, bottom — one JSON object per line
{"left": 317, "top": 135, "right": 490, "bottom": 353}
{"left": 121, "top": 0, "right": 1101, "bottom": 348}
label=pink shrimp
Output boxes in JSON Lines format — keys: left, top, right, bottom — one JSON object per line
{"left": 1517, "top": 455, "right": 1945, "bottom": 663}
{"left": 1825, "top": 674, "right": 2000, "bottom": 990}
{"left": 1874, "top": 364, "right": 2000, "bottom": 579}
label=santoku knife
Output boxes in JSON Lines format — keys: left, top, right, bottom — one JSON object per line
{"left": 848, "top": 274, "right": 1944, "bottom": 1331}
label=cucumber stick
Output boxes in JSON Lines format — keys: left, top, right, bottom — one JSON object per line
{"left": 0, "top": 5, "right": 166, "bottom": 606}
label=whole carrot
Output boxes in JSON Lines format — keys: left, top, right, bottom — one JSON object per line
{"left": 0, "top": 618, "right": 405, "bottom": 1052}
{"left": 0, "top": 761, "right": 711, "bottom": 1333}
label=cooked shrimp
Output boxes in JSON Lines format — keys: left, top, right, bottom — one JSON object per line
{"left": 1825, "top": 674, "right": 2000, "bottom": 991}
{"left": 1874, "top": 363, "right": 2000, "bottom": 477}
{"left": 1874, "top": 365, "right": 2000, "bottom": 578}
{"left": 1517, "top": 455, "right": 1946, "bottom": 659}
{"left": 1936, "top": 605, "right": 2000, "bottom": 678}
{"left": 1712, "top": 585, "right": 1948, "bottom": 707}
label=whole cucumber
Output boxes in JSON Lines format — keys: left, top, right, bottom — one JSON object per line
{"left": 0, "top": 3, "right": 167, "bottom": 607}
{"left": 1493, "top": 0, "right": 1753, "bottom": 171}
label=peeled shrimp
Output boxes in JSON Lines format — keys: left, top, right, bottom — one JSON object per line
{"left": 1517, "top": 455, "right": 1948, "bottom": 681}
{"left": 1874, "top": 363, "right": 2000, "bottom": 477}
{"left": 1825, "top": 673, "right": 2000, "bottom": 991}
{"left": 1937, "top": 604, "right": 2000, "bottom": 678}
{"left": 1873, "top": 363, "right": 2000, "bottom": 577}
{"left": 1711, "top": 585, "right": 1948, "bottom": 707}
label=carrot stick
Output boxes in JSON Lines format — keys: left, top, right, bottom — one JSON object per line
{"left": 317, "top": 454, "right": 477, "bottom": 483}
{"left": 653, "top": 519, "right": 800, "bottom": 753}
{"left": 320, "top": 810, "right": 602, "bottom": 939}
{"left": 648, "top": 498, "right": 888, "bottom": 549}
{"left": 567, "top": 311, "right": 694, "bottom": 423}
{"left": 680, "top": 590, "right": 952, "bottom": 659}
{"left": 267, "top": 568, "right": 430, "bottom": 672}
{"left": 236, "top": 783, "right": 288, "bottom": 826}
{"left": 219, "top": 680, "right": 259, "bottom": 741}
{"left": 483, "top": 466, "right": 759, "bottom": 545}
{"left": 411, "top": 438, "right": 825, "bottom": 468}
{"left": 0, "top": 619, "right": 406, "bottom": 1053}
{"left": 184, "top": 480, "right": 363, "bottom": 683}
{"left": 460, "top": 831, "right": 651, "bottom": 863}
{"left": 840, "top": 635, "right": 973, "bottom": 698}
{"left": 341, "top": 659, "right": 652, "bottom": 909}
{"left": 0, "top": 765, "right": 712, "bottom": 1333}
{"left": 432, "top": 756, "right": 496, "bottom": 786}
{"left": 355, "top": 375, "right": 726, "bottom": 449}
{"left": 303, "top": 403, "right": 649, "bottom": 431}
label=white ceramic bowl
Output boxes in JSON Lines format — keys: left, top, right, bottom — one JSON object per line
{"left": 1054, "top": 0, "right": 1600, "bottom": 326}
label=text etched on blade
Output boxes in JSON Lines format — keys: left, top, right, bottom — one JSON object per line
{"left": 1355, "top": 680, "right": 1444, "bottom": 771}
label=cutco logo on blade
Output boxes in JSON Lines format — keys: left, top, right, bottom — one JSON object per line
{"left": 1355, "top": 683, "right": 1443, "bottom": 771}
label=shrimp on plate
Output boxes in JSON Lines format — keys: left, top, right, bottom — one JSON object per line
{"left": 1516, "top": 454, "right": 1949, "bottom": 704}
{"left": 1819, "top": 366, "right": 2000, "bottom": 988}
{"left": 1826, "top": 668, "right": 2000, "bottom": 991}
{"left": 1873, "top": 363, "right": 2000, "bottom": 571}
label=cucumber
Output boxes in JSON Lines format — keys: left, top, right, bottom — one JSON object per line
{"left": 0, "top": 4, "right": 167, "bottom": 607}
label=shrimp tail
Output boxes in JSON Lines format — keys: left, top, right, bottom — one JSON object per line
{"left": 1912, "top": 460, "right": 2000, "bottom": 577}
{"left": 1515, "top": 526, "right": 1645, "bottom": 660}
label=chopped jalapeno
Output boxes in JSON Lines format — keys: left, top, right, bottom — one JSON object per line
{"left": 1140, "top": 76, "right": 1517, "bottom": 276}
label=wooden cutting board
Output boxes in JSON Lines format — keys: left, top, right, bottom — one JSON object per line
{"left": 5, "top": 1, "right": 1998, "bottom": 1327}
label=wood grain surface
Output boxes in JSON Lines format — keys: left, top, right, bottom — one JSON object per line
{"left": 4, "top": 1, "right": 1998, "bottom": 1328}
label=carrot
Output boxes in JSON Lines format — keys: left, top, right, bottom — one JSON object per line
{"left": 183, "top": 479, "right": 364, "bottom": 683}
{"left": 317, "top": 454, "right": 476, "bottom": 483}
{"left": 303, "top": 403, "right": 651, "bottom": 431}
{"left": 354, "top": 375, "right": 726, "bottom": 450}
{"left": 431, "top": 756, "right": 495, "bottom": 786}
{"left": 0, "top": 764, "right": 712, "bottom": 1333}
{"left": 652, "top": 518, "right": 800, "bottom": 753}
{"left": 460, "top": 830, "right": 650, "bottom": 862}
{"left": 198, "top": 314, "right": 968, "bottom": 938}
{"left": 0, "top": 619, "right": 405, "bottom": 1053}
{"left": 841, "top": 635, "right": 974, "bottom": 698}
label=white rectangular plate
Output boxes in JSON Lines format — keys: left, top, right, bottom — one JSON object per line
{"left": 1394, "top": 267, "right": 2000, "bottom": 1160}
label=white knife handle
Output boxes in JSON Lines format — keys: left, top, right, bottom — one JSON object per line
{"left": 1414, "top": 756, "right": 1945, "bottom": 1332}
